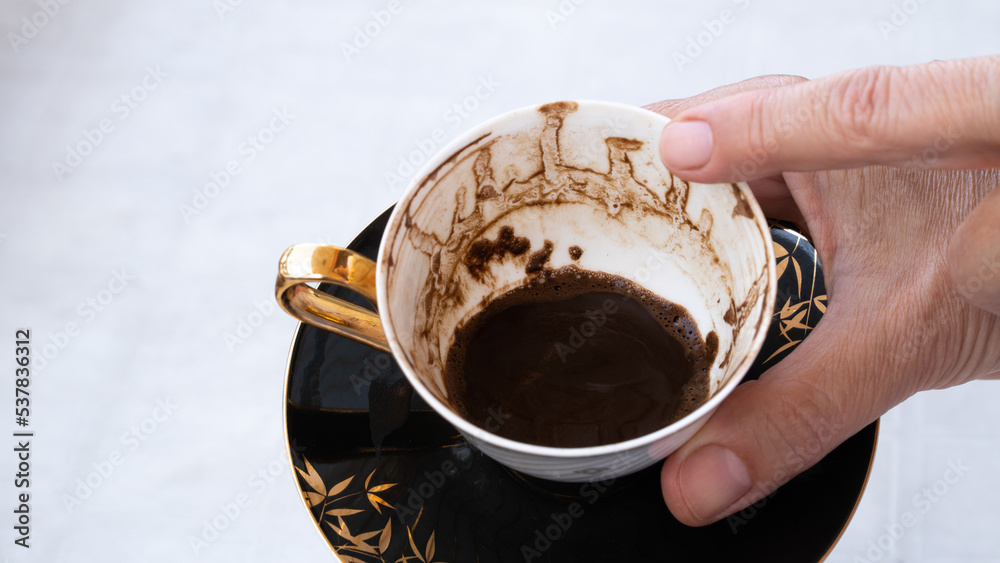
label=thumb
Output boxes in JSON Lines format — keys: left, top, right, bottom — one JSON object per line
{"left": 658, "top": 56, "right": 1000, "bottom": 182}
{"left": 660, "top": 309, "right": 902, "bottom": 526}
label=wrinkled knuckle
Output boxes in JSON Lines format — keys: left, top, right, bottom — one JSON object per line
{"left": 743, "top": 94, "right": 773, "bottom": 155}
{"left": 827, "top": 66, "right": 898, "bottom": 149}
{"left": 971, "top": 57, "right": 1000, "bottom": 141}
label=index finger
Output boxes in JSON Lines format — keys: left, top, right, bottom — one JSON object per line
{"left": 645, "top": 75, "right": 809, "bottom": 223}
{"left": 658, "top": 56, "right": 1000, "bottom": 182}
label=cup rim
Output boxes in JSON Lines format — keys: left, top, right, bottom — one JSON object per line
{"left": 376, "top": 99, "right": 777, "bottom": 458}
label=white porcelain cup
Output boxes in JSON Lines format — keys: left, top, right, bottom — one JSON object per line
{"left": 276, "top": 100, "right": 776, "bottom": 482}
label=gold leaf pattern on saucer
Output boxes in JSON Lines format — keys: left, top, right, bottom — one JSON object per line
{"left": 295, "top": 455, "right": 447, "bottom": 562}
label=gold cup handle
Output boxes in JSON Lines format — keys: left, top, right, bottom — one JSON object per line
{"left": 275, "top": 244, "right": 391, "bottom": 352}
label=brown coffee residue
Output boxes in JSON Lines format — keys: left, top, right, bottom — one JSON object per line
{"left": 724, "top": 300, "right": 737, "bottom": 325}
{"left": 417, "top": 101, "right": 700, "bottom": 289}
{"left": 568, "top": 245, "right": 583, "bottom": 260}
{"left": 537, "top": 100, "right": 579, "bottom": 115}
{"left": 465, "top": 225, "right": 530, "bottom": 278}
{"left": 731, "top": 183, "right": 754, "bottom": 219}
{"left": 525, "top": 240, "right": 554, "bottom": 273}
{"left": 719, "top": 269, "right": 768, "bottom": 368}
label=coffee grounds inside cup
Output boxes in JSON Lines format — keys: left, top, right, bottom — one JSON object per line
{"left": 444, "top": 265, "right": 717, "bottom": 448}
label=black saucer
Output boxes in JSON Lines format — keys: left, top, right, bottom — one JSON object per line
{"left": 282, "top": 206, "right": 877, "bottom": 563}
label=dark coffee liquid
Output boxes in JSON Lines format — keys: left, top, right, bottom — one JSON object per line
{"left": 444, "top": 265, "right": 717, "bottom": 448}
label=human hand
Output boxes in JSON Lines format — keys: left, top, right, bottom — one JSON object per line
{"left": 645, "top": 56, "right": 1000, "bottom": 527}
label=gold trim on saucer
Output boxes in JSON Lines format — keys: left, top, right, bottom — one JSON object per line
{"left": 819, "top": 419, "right": 881, "bottom": 562}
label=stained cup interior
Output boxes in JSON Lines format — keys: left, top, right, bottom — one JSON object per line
{"left": 378, "top": 100, "right": 774, "bottom": 450}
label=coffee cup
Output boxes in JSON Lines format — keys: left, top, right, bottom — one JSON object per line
{"left": 275, "top": 100, "right": 776, "bottom": 482}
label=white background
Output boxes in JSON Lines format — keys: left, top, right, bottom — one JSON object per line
{"left": 1, "top": 1, "right": 998, "bottom": 561}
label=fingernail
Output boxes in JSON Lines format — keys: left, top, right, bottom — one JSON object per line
{"left": 678, "top": 445, "right": 752, "bottom": 521}
{"left": 660, "top": 121, "right": 714, "bottom": 170}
